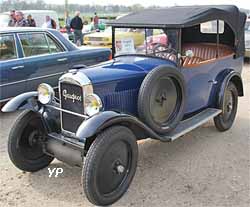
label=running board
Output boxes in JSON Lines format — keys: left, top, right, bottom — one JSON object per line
{"left": 163, "top": 108, "right": 222, "bottom": 141}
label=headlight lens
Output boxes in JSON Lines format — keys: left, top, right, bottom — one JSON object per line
{"left": 37, "top": 83, "right": 55, "bottom": 104}
{"left": 85, "top": 94, "right": 102, "bottom": 116}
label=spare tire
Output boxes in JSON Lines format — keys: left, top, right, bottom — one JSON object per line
{"left": 138, "top": 65, "right": 186, "bottom": 134}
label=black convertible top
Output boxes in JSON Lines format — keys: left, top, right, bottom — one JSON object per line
{"left": 109, "top": 5, "right": 245, "bottom": 31}
{"left": 109, "top": 5, "right": 246, "bottom": 57}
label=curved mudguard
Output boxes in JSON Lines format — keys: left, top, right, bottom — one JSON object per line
{"left": 76, "top": 111, "right": 170, "bottom": 142}
{"left": 216, "top": 70, "right": 243, "bottom": 108}
{"left": 1, "top": 92, "right": 39, "bottom": 112}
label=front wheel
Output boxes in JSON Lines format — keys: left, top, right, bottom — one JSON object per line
{"left": 8, "top": 110, "right": 54, "bottom": 172}
{"left": 214, "top": 82, "right": 238, "bottom": 131}
{"left": 83, "top": 126, "right": 138, "bottom": 206}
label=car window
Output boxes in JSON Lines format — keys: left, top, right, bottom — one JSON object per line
{"left": 200, "top": 20, "right": 224, "bottom": 34}
{"left": 19, "top": 33, "right": 50, "bottom": 57}
{"left": 0, "top": 34, "right": 17, "bottom": 61}
{"left": 46, "top": 35, "right": 63, "bottom": 53}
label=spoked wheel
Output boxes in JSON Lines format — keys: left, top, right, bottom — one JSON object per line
{"left": 8, "top": 110, "right": 54, "bottom": 172}
{"left": 138, "top": 66, "right": 186, "bottom": 134}
{"left": 83, "top": 126, "right": 138, "bottom": 206}
{"left": 214, "top": 82, "right": 238, "bottom": 131}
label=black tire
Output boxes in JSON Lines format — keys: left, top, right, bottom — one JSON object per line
{"left": 214, "top": 82, "right": 238, "bottom": 131}
{"left": 8, "top": 110, "right": 54, "bottom": 172}
{"left": 138, "top": 66, "right": 186, "bottom": 134}
{"left": 83, "top": 126, "right": 138, "bottom": 206}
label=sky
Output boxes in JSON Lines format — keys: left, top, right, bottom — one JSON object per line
{"left": 42, "top": 0, "right": 250, "bottom": 9}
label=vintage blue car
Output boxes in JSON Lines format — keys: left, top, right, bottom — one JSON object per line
{"left": 0, "top": 27, "right": 111, "bottom": 104}
{"left": 2, "top": 5, "right": 246, "bottom": 206}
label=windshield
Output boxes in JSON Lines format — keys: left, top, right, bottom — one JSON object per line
{"left": 114, "top": 27, "right": 178, "bottom": 62}
{"left": 0, "top": 14, "right": 9, "bottom": 27}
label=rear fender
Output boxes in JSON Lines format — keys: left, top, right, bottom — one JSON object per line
{"left": 216, "top": 70, "right": 243, "bottom": 109}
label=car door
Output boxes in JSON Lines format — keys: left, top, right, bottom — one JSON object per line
{"left": 17, "top": 32, "right": 69, "bottom": 92}
{"left": 0, "top": 33, "right": 26, "bottom": 103}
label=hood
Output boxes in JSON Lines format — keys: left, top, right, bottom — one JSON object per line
{"left": 80, "top": 56, "right": 176, "bottom": 85}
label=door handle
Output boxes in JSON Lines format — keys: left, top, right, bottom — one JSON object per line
{"left": 11, "top": 65, "right": 24, "bottom": 70}
{"left": 57, "top": 58, "right": 67, "bottom": 62}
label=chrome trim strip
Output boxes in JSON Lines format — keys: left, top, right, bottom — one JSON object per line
{"left": 46, "top": 105, "right": 89, "bottom": 119}
{"left": 0, "top": 72, "right": 64, "bottom": 87}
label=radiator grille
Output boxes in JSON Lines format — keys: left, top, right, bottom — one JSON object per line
{"left": 60, "top": 82, "right": 85, "bottom": 133}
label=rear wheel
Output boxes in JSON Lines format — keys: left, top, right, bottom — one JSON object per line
{"left": 214, "top": 82, "right": 238, "bottom": 131}
{"left": 83, "top": 126, "right": 138, "bottom": 206}
{"left": 8, "top": 110, "right": 54, "bottom": 172}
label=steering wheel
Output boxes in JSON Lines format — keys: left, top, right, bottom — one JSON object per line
{"left": 153, "top": 44, "right": 177, "bottom": 61}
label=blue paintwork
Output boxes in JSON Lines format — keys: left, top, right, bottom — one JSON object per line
{"left": 79, "top": 55, "right": 243, "bottom": 117}
{"left": 0, "top": 27, "right": 111, "bottom": 102}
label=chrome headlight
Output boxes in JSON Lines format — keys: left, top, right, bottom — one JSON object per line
{"left": 37, "top": 83, "right": 55, "bottom": 104}
{"left": 85, "top": 94, "right": 102, "bottom": 116}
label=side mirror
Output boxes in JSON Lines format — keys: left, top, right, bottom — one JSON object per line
{"left": 185, "top": 50, "right": 194, "bottom": 58}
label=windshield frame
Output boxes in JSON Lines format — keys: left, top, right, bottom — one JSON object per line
{"left": 111, "top": 26, "right": 181, "bottom": 63}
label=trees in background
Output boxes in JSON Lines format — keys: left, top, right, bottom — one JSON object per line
{"left": 0, "top": 0, "right": 151, "bottom": 15}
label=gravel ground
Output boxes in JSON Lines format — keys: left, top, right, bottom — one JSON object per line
{"left": 0, "top": 63, "right": 249, "bottom": 207}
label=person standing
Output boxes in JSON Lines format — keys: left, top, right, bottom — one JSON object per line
{"left": 70, "top": 11, "right": 83, "bottom": 46}
{"left": 8, "top": 10, "right": 16, "bottom": 27}
{"left": 42, "top": 16, "right": 57, "bottom": 29}
{"left": 14, "top": 11, "right": 28, "bottom": 27}
{"left": 26, "top": 14, "right": 36, "bottom": 27}
{"left": 65, "top": 11, "right": 71, "bottom": 33}
{"left": 93, "top": 12, "right": 99, "bottom": 30}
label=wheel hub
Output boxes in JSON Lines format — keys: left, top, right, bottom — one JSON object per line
{"left": 156, "top": 91, "right": 167, "bottom": 106}
{"left": 115, "top": 163, "right": 125, "bottom": 174}
{"left": 28, "top": 130, "right": 39, "bottom": 146}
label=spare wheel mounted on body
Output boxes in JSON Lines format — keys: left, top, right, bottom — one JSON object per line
{"left": 138, "top": 66, "right": 186, "bottom": 134}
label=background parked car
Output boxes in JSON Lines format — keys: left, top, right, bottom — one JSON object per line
{"left": 84, "top": 27, "right": 145, "bottom": 48}
{"left": 60, "top": 27, "right": 74, "bottom": 42}
{"left": 0, "top": 27, "right": 111, "bottom": 104}
{"left": 0, "top": 10, "right": 60, "bottom": 29}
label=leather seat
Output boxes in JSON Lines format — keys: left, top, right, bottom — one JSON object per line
{"left": 182, "top": 43, "right": 234, "bottom": 67}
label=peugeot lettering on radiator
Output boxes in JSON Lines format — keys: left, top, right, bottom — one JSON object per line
{"left": 62, "top": 89, "right": 82, "bottom": 103}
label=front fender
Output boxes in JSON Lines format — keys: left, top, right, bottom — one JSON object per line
{"left": 1, "top": 92, "right": 39, "bottom": 112}
{"left": 76, "top": 111, "right": 170, "bottom": 142}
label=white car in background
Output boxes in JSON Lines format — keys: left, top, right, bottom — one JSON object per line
{"left": 0, "top": 10, "right": 59, "bottom": 29}
{"left": 245, "top": 19, "right": 250, "bottom": 58}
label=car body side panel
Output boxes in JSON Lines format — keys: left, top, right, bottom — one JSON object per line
{"left": 68, "top": 48, "right": 111, "bottom": 69}
{"left": 81, "top": 55, "right": 242, "bottom": 118}
{"left": 181, "top": 56, "right": 243, "bottom": 114}
{"left": 0, "top": 59, "right": 26, "bottom": 101}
